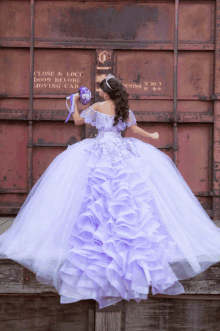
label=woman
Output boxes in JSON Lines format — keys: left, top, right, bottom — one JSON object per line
{"left": 1, "top": 74, "right": 220, "bottom": 310}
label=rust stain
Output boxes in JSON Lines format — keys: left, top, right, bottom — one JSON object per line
{"left": 132, "top": 73, "right": 141, "bottom": 84}
{"left": 51, "top": 4, "right": 159, "bottom": 40}
{"left": 67, "top": 136, "right": 78, "bottom": 145}
{"left": 37, "top": 138, "right": 46, "bottom": 145}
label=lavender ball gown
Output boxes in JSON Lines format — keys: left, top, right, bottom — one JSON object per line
{"left": 1, "top": 105, "right": 220, "bottom": 310}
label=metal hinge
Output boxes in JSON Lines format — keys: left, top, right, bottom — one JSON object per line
{"left": 27, "top": 141, "right": 33, "bottom": 148}
{"left": 210, "top": 94, "right": 219, "bottom": 100}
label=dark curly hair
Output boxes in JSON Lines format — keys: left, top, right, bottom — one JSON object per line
{"left": 99, "top": 76, "right": 130, "bottom": 127}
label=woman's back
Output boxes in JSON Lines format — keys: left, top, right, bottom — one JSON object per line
{"left": 98, "top": 100, "right": 116, "bottom": 117}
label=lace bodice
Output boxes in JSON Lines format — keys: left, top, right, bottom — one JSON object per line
{"left": 77, "top": 105, "right": 140, "bottom": 166}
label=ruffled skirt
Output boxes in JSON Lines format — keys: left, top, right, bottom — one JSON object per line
{"left": 0, "top": 136, "right": 220, "bottom": 309}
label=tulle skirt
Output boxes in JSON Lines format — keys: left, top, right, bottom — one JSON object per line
{"left": 0, "top": 135, "right": 220, "bottom": 309}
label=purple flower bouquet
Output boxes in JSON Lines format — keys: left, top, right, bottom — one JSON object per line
{"left": 65, "top": 87, "right": 91, "bottom": 123}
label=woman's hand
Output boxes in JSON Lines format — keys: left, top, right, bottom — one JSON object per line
{"left": 151, "top": 132, "right": 159, "bottom": 140}
{"left": 74, "top": 93, "right": 80, "bottom": 102}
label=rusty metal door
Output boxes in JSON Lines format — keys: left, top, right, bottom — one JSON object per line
{"left": 1, "top": 0, "right": 220, "bottom": 330}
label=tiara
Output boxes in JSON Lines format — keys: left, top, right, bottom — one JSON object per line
{"left": 105, "top": 73, "right": 115, "bottom": 89}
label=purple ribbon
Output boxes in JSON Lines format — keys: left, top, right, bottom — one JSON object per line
{"left": 65, "top": 87, "right": 91, "bottom": 123}
{"left": 65, "top": 93, "right": 77, "bottom": 123}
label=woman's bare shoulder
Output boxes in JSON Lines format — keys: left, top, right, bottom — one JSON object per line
{"left": 97, "top": 101, "right": 116, "bottom": 116}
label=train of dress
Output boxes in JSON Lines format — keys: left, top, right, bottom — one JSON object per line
{"left": 58, "top": 137, "right": 220, "bottom": 309}
{"left": 1, "top": 136, "right": 220, "bottom": 310}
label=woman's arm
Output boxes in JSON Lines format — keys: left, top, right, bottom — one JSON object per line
{"left": 69, "top": 93, "right": 82, "bottom": 125}
{"left": 71, "top": 96, "right": 99, "bottom": 126}
{"left": 124, "top": 124, "right": 159, "bottom": 142}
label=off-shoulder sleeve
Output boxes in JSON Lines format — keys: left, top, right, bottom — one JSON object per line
{"left": 126, "top": 110, "right": 137, "bottom": 127}
{"left": 79, "top": 106, "right": 97, "bottom": 126}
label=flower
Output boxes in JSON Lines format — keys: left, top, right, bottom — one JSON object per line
{"left": 78, "top": 87, "right": 91, "bottom": 105}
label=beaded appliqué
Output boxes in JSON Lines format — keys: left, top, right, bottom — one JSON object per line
{"left": 83, "top": 131, "right": 140, "bottom": 166}
{"left": 78, "top": 107, "right": 139, "bottom": 165}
